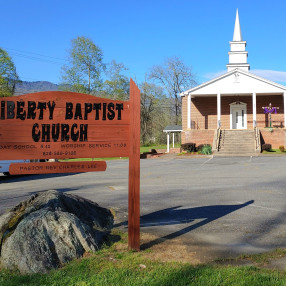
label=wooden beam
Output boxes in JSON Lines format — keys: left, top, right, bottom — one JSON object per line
{"left": 128, "top": 79, "right": 141, "bottom": 251}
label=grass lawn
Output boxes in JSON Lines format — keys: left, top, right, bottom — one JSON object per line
{"left": 262, "top": 149, "right": 286, "bottom": 155}
{"left": 60, "top": 157, "right": 128, "bottom": 162}
{"left": 59, "top": 144, "right": 180, "bottom": 162}
{"left": 1, "top": 232, "right": 286, "bottom": 286}
{"left": 140, "top": 144, "right": 180, "bottom": 153}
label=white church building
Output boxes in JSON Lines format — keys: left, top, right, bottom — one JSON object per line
{"left": 180, "top": 9, "right": 286, "bottom": 153}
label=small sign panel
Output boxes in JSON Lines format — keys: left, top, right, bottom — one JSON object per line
{"left": 9, "top": 161, "right": 107, "bottom": 175}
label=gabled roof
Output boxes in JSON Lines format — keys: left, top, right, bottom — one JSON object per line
{"left": 181, "top": 68, "right": 286, "bottom": 97}
{"left": 163, "top": 125, "right": 182, "bottom": 132}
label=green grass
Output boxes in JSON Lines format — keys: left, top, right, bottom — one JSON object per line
{"left": 60, "top": 144, "right": 180, "bottom": 162}
{"left": 140, "top": 144, "right": 180, "bottom": 153}
{"left": 1, "top": 254, "right": 285, "bottom": 286}
{"left": 262, "top": 149, "right": 286, "bottom": 154}
{"left": 239, "top": 248, "right": 286, "bottom": 264}
{"left": 60, "top": 157, "right": 128, "bottom": 162}
{"left": 1, "top": 234, "right": 286, "bottom": 286}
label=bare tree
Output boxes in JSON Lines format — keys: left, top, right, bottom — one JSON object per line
{"left": 140, "top": 82, "right": 169, "bottom": 145}
{"left": 149, "top": 56, "right": 196, "bottom": 125}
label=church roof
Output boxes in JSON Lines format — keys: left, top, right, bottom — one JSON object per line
{"left": 163, "top": 125, "right": 182, "bottom": 132}
{"left": 181, "top": 68, "right": 286, "bottom": 97}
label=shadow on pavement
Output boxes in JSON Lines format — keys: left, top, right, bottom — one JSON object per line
{"left": 138, "top": 200, "right": 254, "bottom": 250}
{"left": 0, "top": 173, "right": 78, "bottom": 183}
{"left": 0, "top": 187, "right": 79, "bottom": 203}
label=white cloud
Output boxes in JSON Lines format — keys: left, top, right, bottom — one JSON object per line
{"left": 203, "top": 69, "right": 286, "bottom": 85}
{"left": 251, "top": 69, "right": 286, "bottom": 84}
{"left": 204, "top": 70, "right": 225, "bottom": 80}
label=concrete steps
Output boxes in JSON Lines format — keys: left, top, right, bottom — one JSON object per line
{"left": 218, "top": 129, "right": 256, "bottom": 155}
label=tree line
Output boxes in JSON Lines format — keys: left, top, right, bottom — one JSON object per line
{"left": 0, "top": 36, "right": 196, "bottom": 145}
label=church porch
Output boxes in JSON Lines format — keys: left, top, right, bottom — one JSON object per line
{"left": 181, "top": 93, "right": 286, "bottom": 149}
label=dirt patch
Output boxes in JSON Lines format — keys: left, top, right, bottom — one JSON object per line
{"left": 138, "top": 232, "right": 222, "bottom": 264}
{"left": 114, "top": 232, "right": 286, "bottom": 271}
{"left": 140, "top": 233, "right": 201, "bottom": 264}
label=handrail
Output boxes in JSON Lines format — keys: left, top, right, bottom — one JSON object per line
{"left": 254, "top": 127, "right": 261, "bottom": 153}
{"left": 212, "top": 128, "right": 221, "bottom": 153}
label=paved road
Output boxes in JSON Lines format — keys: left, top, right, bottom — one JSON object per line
{"left": 1, "top": 155, "right": 286, "bottom": 261}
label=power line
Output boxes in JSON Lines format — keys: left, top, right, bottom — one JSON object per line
{"left": 8, "top": 51, "right": 64, "bottom": 65}
{"left": 0, "top": 46, "right": 67, "bottom": 66}
{"left": 1, "top": 46, "right": 67, "bottom": 62}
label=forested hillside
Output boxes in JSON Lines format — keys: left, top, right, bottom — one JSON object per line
{"left": 15, "top": 81, "right": 58, "bottom": 95}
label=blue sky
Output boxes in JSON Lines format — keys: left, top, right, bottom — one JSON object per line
{"left": 2, "top": 0, "right": 286, "bottom": 86}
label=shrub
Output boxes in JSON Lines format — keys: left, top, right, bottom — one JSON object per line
{"left": 196, "top": 144, "right": 205, "bottom": 152}
{"left": 279, "top": 145, "right": 285, "bottom": 152}
{"left": 181, "top": 143, "right": 196, "bottom": 153}
{"left": 262, "top": 144, "right": 272, "bottom": 151}
{"left": 201, "top": 144, "right": 212, "bottom": 155}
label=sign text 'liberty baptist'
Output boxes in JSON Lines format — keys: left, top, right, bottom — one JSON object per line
{"left": 1, "top": 100, "right": 124, "bottom": 143}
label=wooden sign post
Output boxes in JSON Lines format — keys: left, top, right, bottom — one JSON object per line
{"left": 128, "top": 80, "right": 141, "bottom": 251}
{"left": 0, "top": 79, "right": 141, "bottom": 251}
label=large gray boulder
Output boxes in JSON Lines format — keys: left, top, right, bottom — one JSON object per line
{"left": 0, "top": 190, "right": 114, "bottom": 273}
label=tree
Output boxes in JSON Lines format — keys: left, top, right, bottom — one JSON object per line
{"left": 103, "top": 60, "right": 129, "bottom": 100}
{"left": 140, "top": 82, "right": 169, "bottom": 145}
{"left": 60, "top": 36, "right": 105, "bottom": 94}
{"left": 0, "top": 48, "right": 19, "bottom": 97}
{"left": 149, "top": 56, "right": 196, "bottom": 125}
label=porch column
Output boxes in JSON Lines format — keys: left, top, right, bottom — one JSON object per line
{"left": 187, "top": 94, "right": 191, "bottom": 129}
{"left": 252, "top": 92, "right": 257, "bottom": 127}
{"left": 167, "top": 133, "right": 170, "bottom": 153}
{"left": 217, "top": 93, "right": 221, "bottom": 128}
{"left": 284, "top": 92, "right": 286, "bottom": 128}
{"left": 172, "top": 133, "right": 175, "bottom": 148}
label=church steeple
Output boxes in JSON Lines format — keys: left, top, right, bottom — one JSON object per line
{"left": 233, "top": 9, "right": 242, "bottom": 41}
{"left": 226, "top": 9, "right": 250, "bottom": 72}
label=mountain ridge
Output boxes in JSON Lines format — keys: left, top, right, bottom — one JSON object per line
{"left": 15, "top": 80, "right": 59, "bottom": 95}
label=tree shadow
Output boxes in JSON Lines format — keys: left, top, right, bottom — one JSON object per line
{"left": 0, "top": 172, "right": 79, "bottom": 183}
{"left": 132, "top": 200, "right": 254, "bottom": 250}
{"left": 0, "top": 187, "right": 78, "bottom": 202}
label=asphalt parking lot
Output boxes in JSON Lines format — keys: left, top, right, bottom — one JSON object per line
{"left": 1, "top": 155, "right": 286, "bottom": 262}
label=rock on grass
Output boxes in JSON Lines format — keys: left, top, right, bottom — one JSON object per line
{"left": 0, "top": 190, "right": 114, "bottom": 273}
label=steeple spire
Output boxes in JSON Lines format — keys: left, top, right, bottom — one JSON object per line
{"left": 226, "top": 9, "right": 250, "bottom": 72}
{"left": 233, "top": 9, "right": 242, "bottom": 41}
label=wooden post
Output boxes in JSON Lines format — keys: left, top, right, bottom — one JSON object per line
{"left": 128, "top": 79, "right": 141, "bottom": 251}
{"left": 167, "top": 133, "right": 170, "bottom": 153}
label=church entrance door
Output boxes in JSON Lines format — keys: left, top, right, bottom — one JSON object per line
{"left": 230, "top": 102, "right": 247, "bottom": 129}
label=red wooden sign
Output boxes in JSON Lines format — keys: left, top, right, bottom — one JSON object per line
{"left": 0, "top": 79, "right": 141, "bottom": 251}
{"left": 0, "top": 92, "right": 130, "bottom": 160}
{"left": 9, "top": 161, "right": 107, "bottom": 175}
